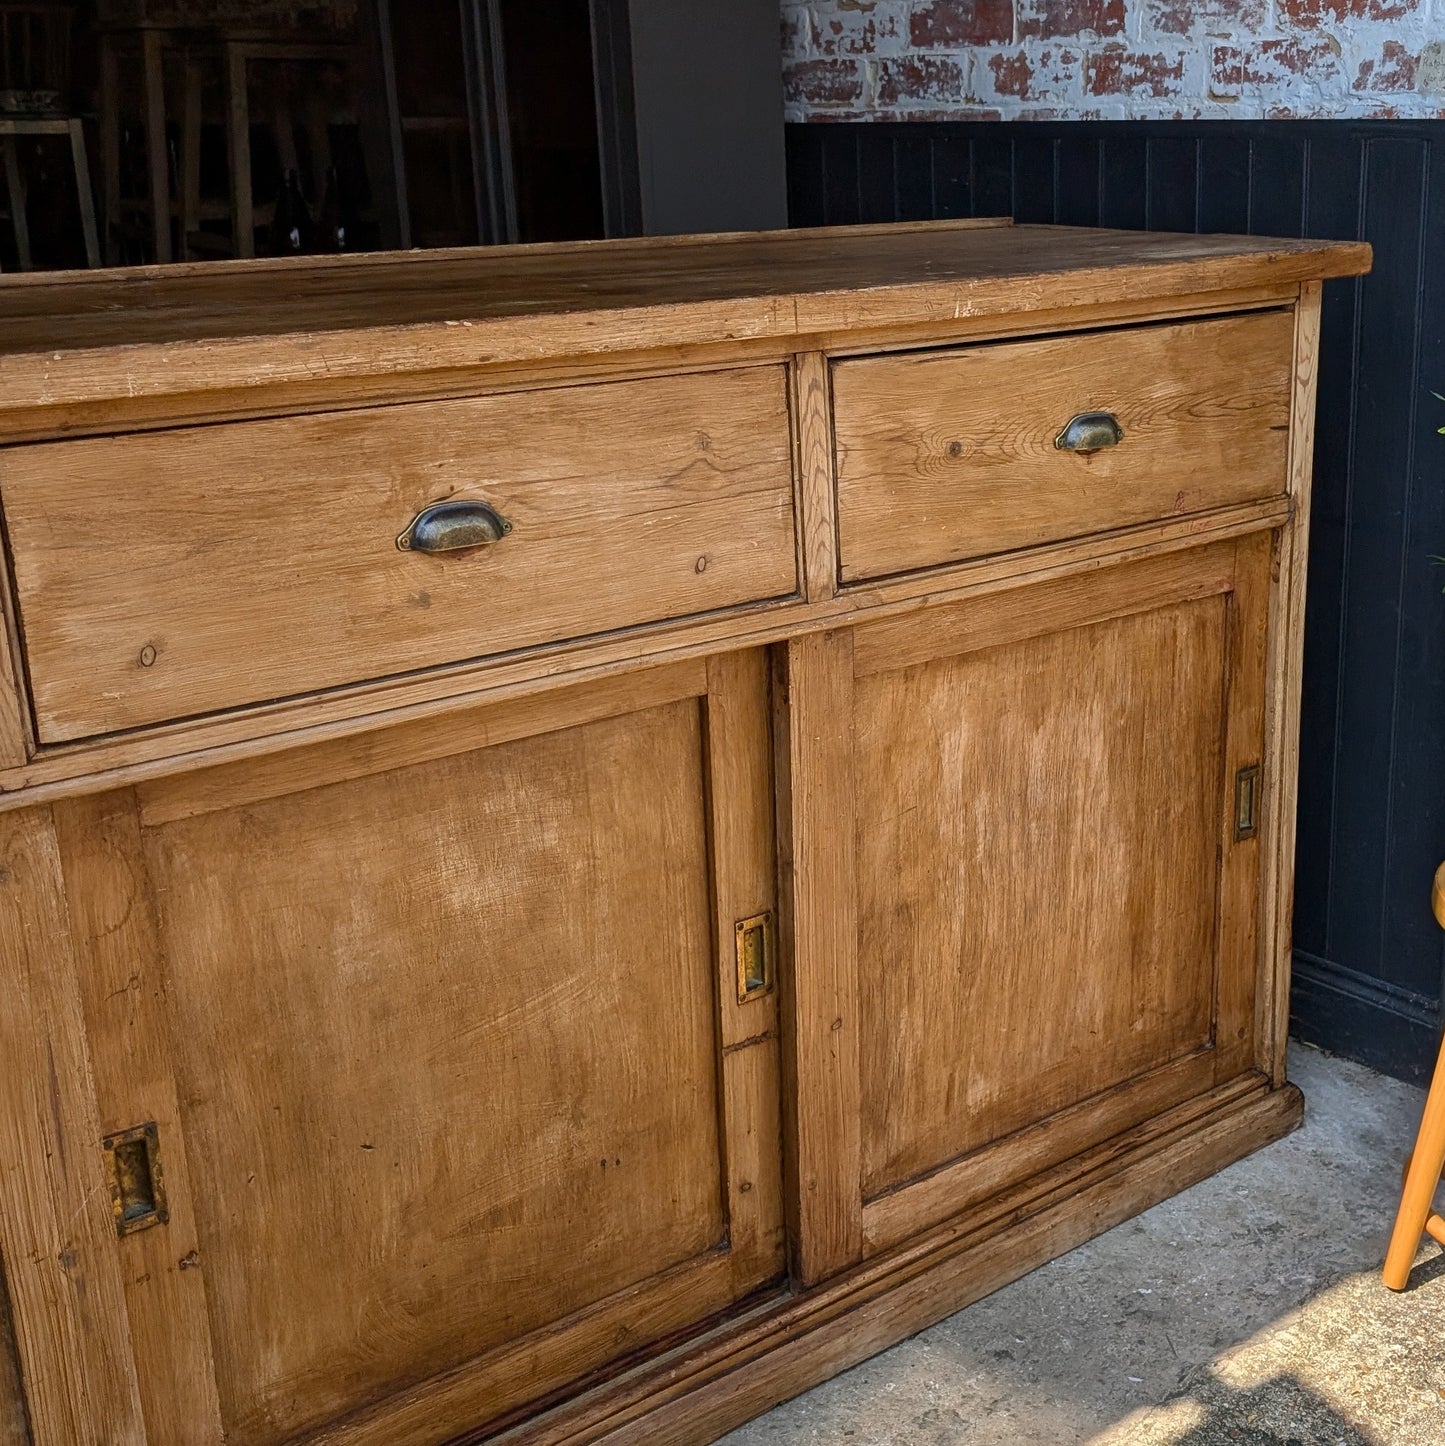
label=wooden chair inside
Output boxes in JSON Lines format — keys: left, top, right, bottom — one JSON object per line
{"left": 99, "top": 20, "right": 380, "bottom": 264}
{"left": 173, "top": 39, "right": 358, "bottom": 259}
{"left": 1381, "top": 861, "right": 1445, "bottom": 1289}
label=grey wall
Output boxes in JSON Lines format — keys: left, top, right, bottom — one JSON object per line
{"left": 628, "top": 0, "right": 789, "bottom": 235}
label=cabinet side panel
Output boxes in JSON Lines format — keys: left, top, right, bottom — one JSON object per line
{"left": 1261, "top": 283, "right": 1322, "bottom": 1084}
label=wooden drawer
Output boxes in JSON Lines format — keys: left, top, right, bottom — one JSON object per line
{"left": 832, "top": 309, "right": 1295, "bottom": 584}
{"left": 1, "top": 367, "right": 797, "bottom": 742}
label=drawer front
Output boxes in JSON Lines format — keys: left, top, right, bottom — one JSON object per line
{"left": 832, "top": 309, "right": 1295, "bottom": 584}
{"left": 2, "top": 367, "right": 797, "bottom": 742}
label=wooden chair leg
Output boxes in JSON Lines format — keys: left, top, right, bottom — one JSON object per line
{"left": 142, "top": 28, "right": 171, "bottom": 263}
{"left": 98, "top": 37, "right": 121, "bottom": 264}
{"left": 180, "top": 56, "right": 203, "bottom": 260}
{"left": 1, "top": 136, "right": 30, "bottom": 271}
{"left": 1384, "top": 1034, "right": 1445, "bottom": 1288}
{"left": 226, "top": 42, "right": 254, "bottom": 259}
{"left": 68, "top": 120, "right": 101, "bottom": 268}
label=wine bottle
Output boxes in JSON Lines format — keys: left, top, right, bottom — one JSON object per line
{"left": 270, "top": 170, "right": 313, "bottom": 255}
{"left": 317, "top": 166, "right": 350, "bottom": 253}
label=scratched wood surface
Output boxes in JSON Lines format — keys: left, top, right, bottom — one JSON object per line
{"left": 0, "top": 223, "right": 1367, "bottom": 441}
{"left": 29, "top": 659, "right": 784, "bottom": 1446}
{"left": 0, "top": 227, "right": 1369, "bottom": 1446}
{"left": 833, "top": 308, "right": 1295, "bottom": 582}
{"left": 2, "top": 367, "right": 797, "bottom": 743}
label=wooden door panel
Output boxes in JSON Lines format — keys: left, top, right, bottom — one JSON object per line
{"left": 39, "top": 656, "right": 783, "bottom": 1446}
{"left": 786, "top": 536, "right": 1273, "bottom": 1269}
{"left": 146, "top": 698, "right": 720, "bottom": 1443}
{"left": 855, "top": 593, "right": 1227, "bottom": 1198}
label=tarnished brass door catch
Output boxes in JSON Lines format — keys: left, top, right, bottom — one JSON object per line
{"left": 103, "top": 1122, "right": 169, "bottom": 1237}
{"left": 735, "top": 912, "right": 775, "bottom": 1003}
{"left": 1235, "top": 764, "right": 1261, "bottom": 842}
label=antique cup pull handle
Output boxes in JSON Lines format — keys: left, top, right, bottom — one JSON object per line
{"left": 1055, "top": 412, "right": 1124, "bottom": 453}
{"left": 397, "top": 499, "right": 512, "bottom": 553}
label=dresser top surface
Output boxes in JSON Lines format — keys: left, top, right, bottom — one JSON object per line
{"left": 0, "top": 219, "right": 1370, "bottom": 357}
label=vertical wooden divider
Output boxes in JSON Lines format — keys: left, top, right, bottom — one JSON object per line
{"left": 704, "top": 651, "right": 788, "bottom": 1299}
{"left": 773, "top": 630, "right": 862, "bottom": 1287}
{"left": 790, "top": 353, "right": 840, "bottom": 604}
{"left": 52, "top": 791, "right": 226, "bottom": 1443}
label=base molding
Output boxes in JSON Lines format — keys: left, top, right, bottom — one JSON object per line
{"left": 492, "top": 1078, "right": 1302, "bottom": 1446}
{"left": 1292, "top": 951, "right": 1440, "bottom": 1084}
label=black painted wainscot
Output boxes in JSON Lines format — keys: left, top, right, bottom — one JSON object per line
{"left": 786, "top": 119, "right": 1445, "bottom": 1082}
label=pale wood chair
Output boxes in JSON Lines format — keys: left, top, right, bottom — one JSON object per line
{"left": 0, "top": 3, "right": 98, "bottom": 270}
{"left": 1382, "top": 860, "right": 1445, "bottom": 1289}
{"left": 0, "top": 115, "right": 100, "bottom": 269}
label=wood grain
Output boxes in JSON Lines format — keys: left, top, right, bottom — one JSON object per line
{"left": 0, "top": 1267, "right": 29, "bottom": 1446}
{"left": 0, "top": 807, "right": 147, "bottom": 1444}
{"left": 141, "top": 698, "right": 729, "bottom": 1442}
{"left": 789, "top": 353, "right": 839, "bottom": 602}
{"left": 0, "top": 496, "right": 1291, "bottom": 811}
{"left": 134, "top": 659, "right": 709, "bottom": 827}
{"left": 861, "top": 1051, "right": 1221, "bottom": 1255}
{"left": 851, "top": 539, "right": 1239, "bottom": 680}
{"left": 704, "top": 650, "right": 787, "bottom": 1300}
{"left": 0, "top": 232, "right": 1355, "bottom": 1446}
{"left": 774, "top": 631, "right": 863, "bottom": 1286}
{"left": 488, "top": 1079, "right": 1299, "bottom": 1446}
{"left": 833, "top": 309, "right": 1296, "bottom": 582}
{"left": 51, "top": 791, "right": 226, "bottom": 1444}
{"left": 2, "top": 367, "right": 797, "bottom": 742}
{"left": 1258, "top": 284, "right": 1323, "bottom": 1085}
{"left": 0, "top": 282, "right": 1302, "bottom": 448}
{"left": 1214, "top": 532, "right": 1273, "bottom": 1086}
{"left": 0, "top": 223, "right": 1367, "bottom": 442}
{"left": 854, "top": 589, "right": 1228, "bottom": 1200}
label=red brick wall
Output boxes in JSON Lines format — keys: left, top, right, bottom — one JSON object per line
{"left": 781, "top": 0, "right": 1445, "bottom": 119}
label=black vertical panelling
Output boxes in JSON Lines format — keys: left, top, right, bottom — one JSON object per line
{"left": 1146, "top": 137, "right": 1197, "bottom": 232}
{"left": 1196, "top": 133, "right": 1251, "bottom": 234}
{"left": 1249, "top": 133, "right": 1309, "bottom": 237}
{"left": 1295, "top": 132, "right": 1363, "bottom": 962}
{"left": 823, "top": 130, "right": 860, "bottom": 226}
{"left": 894, "top": 132, "right": 934, "bottom": 221}
{"left": 930, "top": 134, "right": 972, "bottom": 219}
{"left": 973, "top": 133, "right": 1013, "bottom": 217}
{"left": 857, "top": 128, "right": 897, "bottom": 223}
{"left": 1332, "top": 138, "right": 1426, "bottom": 993}
{"left": 1056, "top": 135, "right": 1101, "bottom": 227}
{"left": 1383, "top": 147, "right": 1445, "bottom": 1014}
{"left": 787, "top": 119, "right": 1445, "bottom": 1081}
{"left": 785, "top": 125, "right": 825, "bottom": 234}
{"left": 1014, "top": 135, "right": 1057, "bottom": 224}
{"left": 1099, "top": 134, "right": 1147, "bottom": 230}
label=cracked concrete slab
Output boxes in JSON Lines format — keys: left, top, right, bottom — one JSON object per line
{"left": 722, "top": 1046, "right": 1445, "bottom": 1445}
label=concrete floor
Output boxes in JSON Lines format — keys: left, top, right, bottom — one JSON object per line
{"left": 722, "top": 1046, "right": 1445, "bottom": 1446}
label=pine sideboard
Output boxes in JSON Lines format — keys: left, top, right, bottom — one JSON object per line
{"left": 0, "top": 220, "right": 1370, "bottom": 1446}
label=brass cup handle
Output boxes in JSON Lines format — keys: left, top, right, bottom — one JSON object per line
{"left": 397, "top": 499, "right": 512, "bottom": 553}
{"left": 1055, "top": 412, "right": 1124, "bottom": 453}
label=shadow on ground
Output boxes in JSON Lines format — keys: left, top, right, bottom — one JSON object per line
{"left": 721, "top": 1046, "right": 1445, "bottom": 1445}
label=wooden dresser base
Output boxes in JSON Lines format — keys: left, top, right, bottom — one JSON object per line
{"left": 448, "top": 1080, "right": 1299, "bottom": 1446}
{"left": 0, "top": 223, "right": 1366, "bottom": 1446}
